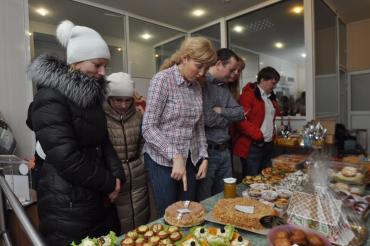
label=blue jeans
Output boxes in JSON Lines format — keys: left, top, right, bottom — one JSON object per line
{"left": 197, "top": 148, "right": 232, "bottom": 201}
{"left": 240, "top": 142, "right": 273, "bottom": 177}
{"left": 144, "top": 153, "right": 197, "bottom": 218}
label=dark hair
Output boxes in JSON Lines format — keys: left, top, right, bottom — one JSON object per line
{"left": 257, "top": 66, "right": 280, "bottom": 83}
{"left": 217, "top": 48, "right": 238, "bottom": 66}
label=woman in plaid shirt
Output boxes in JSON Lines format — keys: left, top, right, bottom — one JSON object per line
{"left": 142, "top": 37, "right": 217, "bottom": 217}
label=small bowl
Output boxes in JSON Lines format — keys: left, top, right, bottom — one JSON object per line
{"left": 277, "top": 189, "right": 292, "bottom": 198}
{"left": 250, "top": 183, "right": 270, "bottom": 190}
{"left": 248, "top": 188, "right": 262, "bottom": 197}
{"left": 261, "top": 190, "right": 278, "bottom": 201}
{"left": 267, "top": 224, "right": 331, "bottom": 246}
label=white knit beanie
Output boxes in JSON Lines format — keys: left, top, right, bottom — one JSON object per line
{"left": 56, "top": 20, "right": 110, "bottom": 64}
{"left": 107, "top": 72, "right": 135, "bottom": 97}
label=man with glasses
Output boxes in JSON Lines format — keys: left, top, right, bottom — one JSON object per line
{"left": 233, "top": 67, "right": 281, "bottom": 177}
{"left": 197, "top": 48, "right": 244, "bottom": 201}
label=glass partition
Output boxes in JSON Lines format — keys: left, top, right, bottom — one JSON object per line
{"left": 228, "top": 0, "right": 305, "bottom": 117}
{"left": 314, "top": 0, "right": 338, "bottom": 116}
{"left": 191, "top": 23, "right": 221, "bottom": 50}
{"left": 28, "top": 0, "right": 126, "bottom": 75}
{"left": 128, "top": 17, "right": 185, "bottom": 78}
{"left": 154, "top": 36, "right": 186, "bottom": 72}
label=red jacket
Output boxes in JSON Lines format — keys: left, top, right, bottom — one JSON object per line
{"left": 232, "top": 82, "right": 280, "bottom": 158}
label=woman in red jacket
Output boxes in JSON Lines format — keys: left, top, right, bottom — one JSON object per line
{"left": 233, "top": 67, "right": 280, "bottom": 176}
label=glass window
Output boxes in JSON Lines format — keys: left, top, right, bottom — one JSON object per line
{"left": 314, "top": 0, "right": 338, "bottom": 116}
{"left": 350, "top": 73, "right": 370, "bottom": 111}
{"left": 128, "top": 17, "right": 185, "bottom": 78}
{"left": 228, "top": 0, "right": 305, "bottom": 117}
{"left": 28, "top": 0, "right": 126, "bottom": 75}
{"left": 154, "top": 36, "right": 186, "bottom": 72}
{"left": 191, "top": 23, "right": 221, "bottom": 50}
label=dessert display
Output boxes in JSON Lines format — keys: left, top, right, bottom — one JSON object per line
{"left": 180, "top": 225, "right": 250, "bottom": 246}
{"left": 212, "top": 198, "right": 278, "bottom": 231}
{"left": 272, "top": 154, "right": 306, "bottom": 173}
{"left": 268, "top": 224, "right": 331, "bottom": 246}
{"left": 164, "top": 201, "right": 205, "bottom": 227}
{"left": 121, "top": 223, "right": 182, "bottom": 246}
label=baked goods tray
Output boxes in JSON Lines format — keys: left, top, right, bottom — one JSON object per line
{"left": 204, "top": 211, "right": 269, "bottom": 235}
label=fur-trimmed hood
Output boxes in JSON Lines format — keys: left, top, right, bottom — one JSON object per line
{"left": 27, "top": 54, "right": 108, "bottom": 108}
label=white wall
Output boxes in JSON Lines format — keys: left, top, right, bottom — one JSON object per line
{"left": 0, "top": 0, "right": 34, "bottom": 158}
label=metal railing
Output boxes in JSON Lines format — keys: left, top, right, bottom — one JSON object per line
{"left": 0, "top": 170, "right": 46, "bottom": 246}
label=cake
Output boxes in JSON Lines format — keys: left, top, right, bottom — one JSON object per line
{"left": 212, "top": 198, "right": 277, "bottom": 230}
{"left": 164, "top": 201, "right": 205, "bottom": 227}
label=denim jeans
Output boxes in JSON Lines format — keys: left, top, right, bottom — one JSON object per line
{"left": 144, "top": 153, "right": 196, "bottom": 218}
{"left": 197, "top": 148, "right": 232, "bottom": 201}
{"left": 240, "top": 142, "right": 273, "bottom": 177}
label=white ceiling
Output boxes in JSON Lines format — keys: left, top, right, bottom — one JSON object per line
{"left": 28, "top": 0, "right": 370, "bottom": 65}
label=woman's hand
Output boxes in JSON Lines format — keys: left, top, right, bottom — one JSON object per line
{"left": 108, "top": 178, "right": 121, "bottom": 202}
{"left": 171, "top": 154, "right": 187, "bottom": 191}
{"left": 196, "top": 159, "right": 208, "bottom": 180}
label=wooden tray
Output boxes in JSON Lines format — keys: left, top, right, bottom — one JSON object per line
{"left": 204, "top": 211, "right": 269, "bottom": 235}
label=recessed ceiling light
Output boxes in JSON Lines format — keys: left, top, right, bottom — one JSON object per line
{"left": 275, "top": 42, "right": 284, "bottom": 48}
{"left": 117, "top": 47, "right": 122, "bottom": 52}
{"left": 36, "top": 8, "right": 49, "bottom": 16}
{"left": 292, "top": 6, "right": 303, "bottom": 14}
{"left": 301, "top": 53, "right": 306, "bottom": 58}
{"left": 141, "top": 33, "right": 152, "bottom": 40}
{"left": 233, "top": 25, "right": 244, "bottom": 33}
{"left": 192, "top": 9, "right": 205, "bottom": 17}
{"left": 27, "top": 32, "right": 32, "bottom": 36}
{"left": 155, "top": 54, "right": 159, "bottom": 58}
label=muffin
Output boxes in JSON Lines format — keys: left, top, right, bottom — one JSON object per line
{"left": 121, "top": 237, "right": 135, "bottom": 246}
{"left": 149, "top": 236, "right": 161, "bottom": 245}
{"left": 144, "top": 230, "right": 155, "bottom": 240}
{"left": 151, "top": 224, "right": 164, "bottom": 234}
{"left": 275, "top": 230, "right": 290, "bottom": 239}
{"left": 306, "top": 234, "right": 325, "bottom": 246}
{"left": 138, "top": 225, "right": 149, "bottom": 234}
{"left": 135, "top": 237, "right": 146, "bottom": 246}
{"left": 126, "top": 230, "right": 138, "bottom": 240}
{"left": 167, "top": 226, "right": 179, "bottom": 234}
{"left": 169, "top": 231, "right": 182, "bottom": 242}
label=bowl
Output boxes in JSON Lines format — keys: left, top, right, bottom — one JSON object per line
{"left": 250, "top": 183, "right": 270, "bottom": 190}
{"left": 276, "top": 189, "right": 292, "bottom": 198}
{"left": 261, "top": 190, "right": 278, "bottom": 201}
{"left": 267, "top": 224, "right": 331, "bottom": 246}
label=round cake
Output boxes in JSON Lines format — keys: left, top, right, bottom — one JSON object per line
{"left": 164, "top": 201, "right": 205, "bottom": 227}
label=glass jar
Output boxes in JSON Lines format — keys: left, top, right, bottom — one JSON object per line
{"left": 223, "top": 178, "right": 237, "bottom": 198}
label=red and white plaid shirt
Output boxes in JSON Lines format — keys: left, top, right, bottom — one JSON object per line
{"left": 142, "top": 64, "right": 208, "bottom": 167}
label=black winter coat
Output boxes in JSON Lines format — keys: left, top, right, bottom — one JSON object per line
{"left": 27, "top": 55, "right": 125, "bottom": 246}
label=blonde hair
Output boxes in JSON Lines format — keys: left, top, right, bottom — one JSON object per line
{"left": 160, "top": 36, "right": 217, "bottom": 70}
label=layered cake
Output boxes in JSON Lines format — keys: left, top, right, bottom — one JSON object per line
{"left": 164, "top": 201, "right": 205, "bottom": 227}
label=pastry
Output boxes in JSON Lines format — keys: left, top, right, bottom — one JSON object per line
{"left": 164, "top": 201, "right": 205, "bottom": 227}
{"left": 291, "top": 229, "right": 305, "bottom": 239}
{"left": 274, "top": 198, "right": 289, "bottom": 209}
{"left": 159, "top": 239, "right": 172, "bottom": 246}
{"left": 138, "top": 225, "right": 149, "bottom": 234}
{"left": 151, "top": 223, "right": 164, "bottom": 234}
{"left": 341, "top": 166, "right": 357, "bottom": 177}
{"left": 275, "top": 230, "right": 289, "bottom": 239}
{"left": 135, "top": 237, "right": 146, "bottom": 246}
{"left": 144, "top": 230, "right": 155, "bottom": 240}
{"left": 169, "top": 231, "right": 182, "bottom": 242}
{"left": 213, "top": 198, "right": 278, "bottom": 230}
{"left": 121, "top": 237, "right": 134, "bottom": 246}
{"left": 306, "top": 234, "right": 325, "bottom": 246}
{"left": 157, "top": 230, "right": 169, "bottom": 239}
{"left": 126, "top": 230, "right": 138, "bottom": 240}
{"left": 167, "top": 226, "right": 179, "bottom": 234}
{"left": 149, "top": 236, "right": 161, "bottom": 245}
{"left": 273, "top": 238, "right": 292, "bottom": 246}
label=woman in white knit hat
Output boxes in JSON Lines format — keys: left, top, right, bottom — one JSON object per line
{"left": 104, "top": 72, "right": 149, "bottom": 233}
{"left": 26, "top": 20, "right": 125, "bottom": 245}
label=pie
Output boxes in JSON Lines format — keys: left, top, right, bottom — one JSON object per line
{"left": 212, "top": 198, "right": 278, "bottom": 230}
{"left": 164, "top": 201, "right": 205, "bottom": 227}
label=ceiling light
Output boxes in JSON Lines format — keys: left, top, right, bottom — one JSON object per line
{"left": 155, "top": 54, "right": 159, "bottom": 58}
{"left": 275, "top": 42, "right": 284, "bottom": 48}
{"left": 301, "top": 53, "right": 306, "bottom": 58}
{"left": 292, "top": 6, "right": 303, "bottom": 14}
{"left": 192, "top": 9, "right": 205, "bottom": 17}
{"left": 141, "top": 33, "right": 152, "bottom": 40}
{"left": 117, "top": 47, "right": 122, "bottom": 52}
{"left": 36, "top": 8, "right": 49, "bottom": 16}
{"left": 27, "top": 32, "right": 32, "bottom": 36}
{"left": 233, "top": 25, "right": 244, "bottom": 33}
